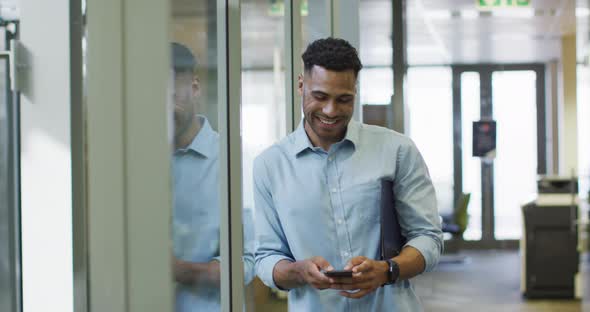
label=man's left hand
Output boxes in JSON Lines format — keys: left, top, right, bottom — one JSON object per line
{"left": 330, "top": 256, "right": 389, "bottom": 299}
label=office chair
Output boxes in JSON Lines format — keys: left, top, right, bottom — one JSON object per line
{"left": 440, "top": 193, "right": 471, "bottom": 263}
{"left": 442, "top": 192, "right": 471, "bottom": 237}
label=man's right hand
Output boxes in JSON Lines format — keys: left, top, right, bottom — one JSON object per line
{"left": 296, "top": 256, "right": 335, "bottom": 289}
{"left": 173, "top": 257, "right": 220, "bottom": 287}
{"left": 273, "top": 256, "right": 334, "bottom": 290}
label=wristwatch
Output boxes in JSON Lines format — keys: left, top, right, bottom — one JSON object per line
{"left": 383, "top": 259, "right": 400, "bottom": 285}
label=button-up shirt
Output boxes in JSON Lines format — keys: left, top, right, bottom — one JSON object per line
{"left": 173, "top": 116, "right": 254, "bottom": 312}
{"left": 254, "top": 120, "right": 442, "bottom": 312}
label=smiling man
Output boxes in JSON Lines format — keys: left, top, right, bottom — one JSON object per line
{"left": 253, "top": 38, "right": 443, "bottom": 311}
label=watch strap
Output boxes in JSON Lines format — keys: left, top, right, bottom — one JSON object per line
{"left": 383, "top": 259, "right": 399, "bottom": 285}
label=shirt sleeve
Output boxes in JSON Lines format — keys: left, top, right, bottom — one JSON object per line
{"left": 253, "top": 156, "right": 295, "bottom": 289}
{"left": 242, "top": 207, "right": 256, "bottom": 285}
{"left": 393, "top": 138, "right": 444, "bottom": 272}
{"left": 210, "top": 208, "right": 255, "bottom": 285}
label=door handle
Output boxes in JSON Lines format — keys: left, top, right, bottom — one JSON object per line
{"left": 0, "top": 39, "right": 26, "bottom": 92}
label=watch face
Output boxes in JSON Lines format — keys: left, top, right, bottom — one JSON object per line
{"left": 387, "top": 259, "right": 399, "bottom": 283}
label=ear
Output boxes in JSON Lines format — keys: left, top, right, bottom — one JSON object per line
{"left": 297, "top": 74, "right": 303, "bottom": 96}
{"left": 192, "top": 76, "right": 200, "bottom": 97}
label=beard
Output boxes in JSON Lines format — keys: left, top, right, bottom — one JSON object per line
{"left": 174, "top": 107, "right": 193, "bottom": 140}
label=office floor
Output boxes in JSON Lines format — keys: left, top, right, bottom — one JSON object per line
{"left": 252, "top": 250, "right": 590, "bottom": 312}
{"left": 413, "top": 250, "right": 589, "bottom": 312}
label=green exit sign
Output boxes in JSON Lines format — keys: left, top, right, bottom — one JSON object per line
{"left": 477, "top": 0, "right": 531, "bottom": 9}
{"left": 269, "top": 0, "right": 309, "bottom": 17}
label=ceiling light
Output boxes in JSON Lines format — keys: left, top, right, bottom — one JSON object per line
{"left": 460, "top": 9, "right": 479, "bottom": 20}
{"left": 576, "top": 7, "right": 590, "bottom": 18}
{"left": 492, "top": 8, "right": 535, "bottom": 19}
{"left": 424, "top": 10, "right": 452, "bottom": 20}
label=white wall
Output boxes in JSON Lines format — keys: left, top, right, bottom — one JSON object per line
{"left": 19, "top": 0, "right": 73, "bottom": 311}
{"left": 560, "top": 34, "right": 578, "bottom": 175}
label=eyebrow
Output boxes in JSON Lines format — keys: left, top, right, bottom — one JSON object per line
{"left": 311, "top": 90, "right": 328, "bottom": 96}
{"left": 310, "top": 90, "right": 355, "bottom": 97}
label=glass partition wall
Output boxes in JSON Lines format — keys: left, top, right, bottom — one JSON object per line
{"left": 240, "top": 0, "right": 287, "bottom": 310}
{"left": 169, "top": 1, "right": 226, "bottom": 311}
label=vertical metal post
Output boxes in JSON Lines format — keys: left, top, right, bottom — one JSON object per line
{"left": 480, "top": 70, "right": 494, "bottom": 242}
{"left": 7, "top": 24, "right": 20, "bottom": 312}
{"left": 535, "top": 65, "right": 547, "bottom": 175}
{"left": 217, "top": 0, "right": 230, "bottom": 310}
{"left": 285, "top": 0, "right": 302, "bottom": 132}
{"left": 228, "top": 0, "right": 245, "bottom": 310}
{"left": 392, "top": 0, "right": 407, "bottom": 133}
{"left": 70, "top": 0, "right": 87, "bottom": 310}
{"left": 452, "top": 67, "right": 463, "bottom": 214}
{"left": 546, "top": 60, "right": 559, "bottom": 174}
{"left": 0, "top": 24, "right": 21, "bottom": 312}
{"left": 218, "top": 0, "right": 245, "bottom": 311}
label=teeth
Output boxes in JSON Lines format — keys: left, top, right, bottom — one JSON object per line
{"left": 318, "top": 117, "right": 337, "bottom": 125}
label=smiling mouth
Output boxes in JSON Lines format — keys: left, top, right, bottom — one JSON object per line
{"left": 317, "top": 116, "right": 338, "bottom": 125}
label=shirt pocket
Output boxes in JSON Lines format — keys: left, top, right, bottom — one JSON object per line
{"left": 341, "top": 180, "right": 381, "bottom": 225}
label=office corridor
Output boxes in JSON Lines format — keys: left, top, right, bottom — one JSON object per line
{"left": 416, "top": 250, "right": 588, "bottom": 311}
{"left": 253, "top": 250, "right": 589, "bottom": 312}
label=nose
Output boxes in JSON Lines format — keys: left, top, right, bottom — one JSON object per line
{"left": 322, "top": 100, "right": 337, "bottom": 117}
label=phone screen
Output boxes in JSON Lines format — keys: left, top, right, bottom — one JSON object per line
{"left": 322, "top": 270, "right": 353, "bottom": 278}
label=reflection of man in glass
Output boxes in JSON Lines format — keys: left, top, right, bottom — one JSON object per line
{"left": 170, "top": 42, "right": 253, "bottom": 311}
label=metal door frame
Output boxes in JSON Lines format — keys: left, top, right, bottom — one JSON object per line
{"left": 0, "top": 21, "right": 21, "bottom": 312}
{"left": 452, "top": 63, "right": 546, "bottom": 249}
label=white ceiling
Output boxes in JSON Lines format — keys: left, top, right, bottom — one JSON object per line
{"left": 242, "top": 0, "right": 585, "bottom": 67}
{"left": 0, "top": 0, "right": 585, "bottom": 66}
{"left": 404, "top": 0, "right": 579, "bottom": 65}
{"left": 42, "top": 0, "right": 584, "bottom": 68}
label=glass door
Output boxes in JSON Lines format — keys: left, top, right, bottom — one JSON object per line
{"left": 407, "top": 67, "right": 454, "bottom": 218}
{"left": 492, "top": 70, "right": 538, "bottom": 240}
{"left": 460, "top": 72, "right": 482, "bottom": 241}
{"left": 453, "top": 65, "right": 545, "bottom": 246}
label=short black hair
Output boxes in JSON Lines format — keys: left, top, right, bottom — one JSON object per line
{"left": 301, "top": 37, "right": 362, "bottom": 77}
{"left": 171, "top": 42, "right": 196, "bottom": 74}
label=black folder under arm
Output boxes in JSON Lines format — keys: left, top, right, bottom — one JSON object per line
{"left": 380, "top": 179, "right": 406, "bottom": 260}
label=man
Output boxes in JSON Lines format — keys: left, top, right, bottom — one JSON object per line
{"left": 254, "top": 38, "right": 442, "bottom": 311}
{"left": 170, "top": 42, "right": 254, "bottom": 312}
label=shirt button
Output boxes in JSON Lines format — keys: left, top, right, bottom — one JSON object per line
{"left": 343, "top": 251, "right": 350, "bottom": 257}
{"left": 328, "top": 156, "right": 334, "bottom": 162}
{"left": 331, "top": 188, "right": 338, "bottom": 193}
{"left": 337, "top": 219, "right": 343, "bottom": 225}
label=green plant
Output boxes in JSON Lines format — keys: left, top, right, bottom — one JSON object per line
{"left": 454, "top": 193, "right": 471, "bottom": 235}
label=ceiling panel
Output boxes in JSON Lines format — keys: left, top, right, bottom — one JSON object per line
{"left": 169, "top": 0, "right": 588, "bottom": 67}
{"left": 403, "top": 0, "right": 577, "bottom": 65}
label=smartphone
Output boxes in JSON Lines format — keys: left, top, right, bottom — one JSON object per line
{"left": 322, "top": 270, "right": 353, "bottom": 278}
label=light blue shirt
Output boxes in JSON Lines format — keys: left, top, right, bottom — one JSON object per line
{"left": 254, "top": 120, "right": 443, "bottom": 312}
{"left": 173, "top": 116, "right": 255, "bottom": 312}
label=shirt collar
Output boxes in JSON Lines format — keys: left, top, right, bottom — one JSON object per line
{"left": 180, "top": 115, "right": 216, "bottom": 158}
{"left": 344, "top": 119, "right": 360, "bottom": 149}
{"left": 291, "top": 119, "right": 359, "bottom": 157}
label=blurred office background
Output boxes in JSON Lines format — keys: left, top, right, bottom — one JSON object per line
{"left": 1, "top": 0, "right": 590, "bottom": 311}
